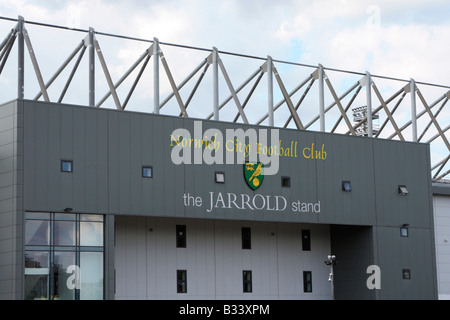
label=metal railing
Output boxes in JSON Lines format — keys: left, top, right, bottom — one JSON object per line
{"left": 0, "top": 16, "right": 449, "bottom": 179}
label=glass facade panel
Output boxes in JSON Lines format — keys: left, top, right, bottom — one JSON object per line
{"left": 53, "top": 252, "right": 76, "bottom": 300}
{"left": 25, "top": 251, "right": 49, "bottom": 300}
{"left": 80, "top": 221, "right": 104, "bottom": 247}
{"left": 80, "top": 252, "right": 104, "bottom": 300}
{"left": 24, "top": 212, "right": 105, "bottom": 301}
{"left": 25, "top": 220, "right": 50, "bottom": 246}
{"left": 54, "top": 221, "right": 76, "bottom": 246}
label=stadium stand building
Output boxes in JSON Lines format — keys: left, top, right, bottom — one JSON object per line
{"left": 0, "top": 16, "right": 449, "bottom": 300}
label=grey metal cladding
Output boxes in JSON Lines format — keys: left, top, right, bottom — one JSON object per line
{"left": 21, "top": 100, "right": 432, "bottom": 228}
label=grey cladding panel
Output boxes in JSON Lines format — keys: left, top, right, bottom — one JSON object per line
{"left": 21, "top": 101, "right": 433, "bottom": 228}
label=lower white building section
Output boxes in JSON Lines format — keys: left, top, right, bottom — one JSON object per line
{"left": 433, "top": 195, "right": 450, "bottom": 300}
{"left": 114, "top": 216, "right": 332, "bottom": 300}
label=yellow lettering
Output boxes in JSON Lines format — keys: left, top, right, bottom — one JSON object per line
{"left": 303, "top": 146, "right": 311, "bottom": 159}
{"left": 170, "top": 135, "right": 180, "bottom": 146}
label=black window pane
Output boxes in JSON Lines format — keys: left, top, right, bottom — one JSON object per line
{"left": 242, "top": 227, "right": 251, "bottom": 250}
{"left": 302, "top": 230, "right": 311, "bottom": 251}
{"left": 303, "top": 271, "right": 312, "bottom": 293}
{"left": 243, "top": 271, "right": 252, "bottom": 293}
{"left": 176, "top": 225, "right": 186, "bottom": 248}
{"left": 177, "top": 270, "right": 187, "bottom": 293}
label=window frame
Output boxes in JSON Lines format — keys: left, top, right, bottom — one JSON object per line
{"left": 242, "top": 270, "right": 252, "bottom": 293}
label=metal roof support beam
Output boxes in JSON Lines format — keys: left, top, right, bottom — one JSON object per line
{"left": 366, "top": 72, "right": 373, "bottom": 137}
{"left": 96, "top": 45, "right": 153, "bottom": 108}
{"left": 347, "top": 85, "right": 404, "bottom": 135}
{"left": 212, "top": 47, "right": 219, "bottom": 121}
{"left": 331, "top": 84, "right": 362, "bottom": 133}
{"left": 410, "top": 78, "right": 418, "bottom": 142}
{"left": 159, "top": 49, "right": 188, "bottom": 118}
{"left": 418, "top": 97, "right": 448, "bottom": 142}
{"left": 23, "top": 26, "right": 49, "bottom": 102}
{"left": 0, "top": 26, "right": 15, "bottom": 52}
{"left": 306, "top": 80, "right": 359, "bottom": 130}
{"left": 58, "top": 44, "right": 86, "bottom": 103}
{"left": 267, "top": 56, "right": 274, "bottom": 127}
{"left": 256, "top": 73, "right": 313, "bottom": 126}
{"left": 93, "top": 38, "right": 122, "bottom": 110}
{"left": 183, "top": 63, "right": 210, "bottom": 113}
{"left": 233, "top": 70, "right": 264, "bottom": 123}
{"left": 217, "top": 53, "right": 249, "bottom": 124}
{"left": 436, "top": 169, "right": 450, "bottom": 181}
{"left": 35, "top": 40, "right": 85, "bottom": 101}
{"left": 319, "top": 64, "right": 325, "bottom": 132}
{"left": 372, "top": 82, "right": 404, "bottom": 140}
{"left": 417, "top": 88, "right": 450, "bottom": 151}
{"left": 388, "top": 91, "right": 446, "bottom": 140}
{"left": 88, "top": 27, "right": 95, "bottom": 107}
{"left": 426, "top": 125, "right": 449, "bottom": 144}
{"left": 433, "top": 155, "right": 450, "bottom": 180}
{"left": 324, "top": 75, "right": 355, "bottom": 135}
{"left": 123, "top": 54, "right": 151, "bottom": 110}
{"left": 376, "top": 90, "right": 406, "bottom": 138}
{"left": 272, "top": 64, "right": 304, "bottom": 130}
{"left": 0, "top": 27, "right": 16, "bottom": 76}
{"left": 284, "top": 77, "right": 315, "bottom": 129}
{"left": 153, "top": 38, "right": 160, "bottom": 114}
{"left": 163, "top": 56, "right": 209, "bottom": 110}
{"left": 17, "top": 16, "right": 24, "bottom": 100}
{"left": 208, "top": 66, "right": 263, "bottom": 121}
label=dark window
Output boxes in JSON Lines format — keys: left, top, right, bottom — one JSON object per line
{"left": 281, "top": 177, "right": 291, "bottom": 188}
{"left": 402, "top": 269, "right": 411, "bottom": 280}
{"left": 302, "top": 230, "right": 311, "bottom": 251}
{"left": 142, "top": 166, "right": 153, "bottom": 178}
{"left": 303, "top": 271, "right": 312, "bottom": 293}
{"left": 61, "top": 160, "right": 73, "bottom": 172}
{"left": 242, "top": 227, "right": 251, "bottom": 250}
{"left": 177, "top": 270, "right": 187, "bottom": 293}
{"left": 176, "top": 225, "right": 186, "bottom": 248}
{"left": 243, "top": 270, "right": 252, "bottom": 293}
{"left": 398, "top": 185, "right": 409, "bottom": 196}
{"left": 342, "top": 181, "right": 352, "bottom": 192}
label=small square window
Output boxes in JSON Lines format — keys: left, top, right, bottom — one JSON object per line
{"left": 342, "top": 181, "right": 352, "bottom": 192}
{"left": 142, "top": 166, "right": 153, "bottom": 178}
{"left": 402, "top": 269, "right": 411, "bottom": 280}
{"left": 398, "top": 185, "right": 409, "bottom": 196}
{"left": 400, "top": 227, "right": 409, "bottom": 237}
{"left": 281, "top": 177, "right": 291, "bottom": 188}
{"left": 61, "top": 160, "right": 73, "bottom": 173}
{"left": 215, "top": 172, "right": 225, "bottom": 183}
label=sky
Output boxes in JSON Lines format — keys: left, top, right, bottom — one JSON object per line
{"left": 0, "top": 0, "right": 449, "bottom": 175}
{"left": 1, "top": 0, "right": 449, "bottom": 83}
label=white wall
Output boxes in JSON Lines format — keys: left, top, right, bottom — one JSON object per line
{"left": 114, "top": 216, "right": 332, "bottom": 300}
{"left": 433, "top": 195, "right": 450, "bottom": 300}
